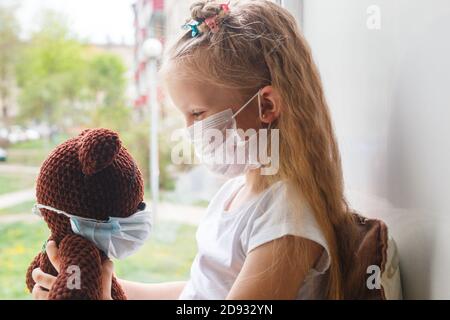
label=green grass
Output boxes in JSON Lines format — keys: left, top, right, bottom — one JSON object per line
{"left": 10, "top": 134, "right": 70, "bottom": 151}
{"left": 0, "top": 221, "right": 197, "bottom": 299}
{"left": 0, "top": 173, "right": 36, "bottom": 196}
{"left": 5, "top": 139, "right": 51, "bottom": 167}
{"left": 4, "top": 135, "right": 69, "bottom": 167}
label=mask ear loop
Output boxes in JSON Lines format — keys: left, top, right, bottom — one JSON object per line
{"left": 257, "top": 90, "right": 263, "bottom": 121}
{"left": 257, "top": 90, "right": 273, "bottom": 130}
{"left": 34, "top": 203, "right": 107, "bottom": 223}
{"left": 231, "top": 90, "right": 261, "bottom": 119}
{"left": 34, "top": 204, "right": 72, "bottom": 218}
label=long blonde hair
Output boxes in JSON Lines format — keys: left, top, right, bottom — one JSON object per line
{"left": 162, "top": 0, "right": 358, "bottom": 299}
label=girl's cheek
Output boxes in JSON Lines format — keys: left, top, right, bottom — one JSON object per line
{"left": 235, "top": 113, "right": 262, "bottom": 132}
{"left": 185, "top": 117, "right": 194, "bottom": 127}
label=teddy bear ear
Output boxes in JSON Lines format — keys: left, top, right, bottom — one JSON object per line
{"left": 78, "top": 128, "right": 122, "bottom": 176}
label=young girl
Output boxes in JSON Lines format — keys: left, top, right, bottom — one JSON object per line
{"left": 31, "top": 0, "right": 386, "bottom": 300}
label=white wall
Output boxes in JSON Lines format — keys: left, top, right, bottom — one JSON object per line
{"left": 302, "top": 0, "right": 450, "bottom": 299}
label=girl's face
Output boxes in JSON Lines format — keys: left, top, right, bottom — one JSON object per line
{"left": 166, "top": 76, "right": 265, "bottom": 132}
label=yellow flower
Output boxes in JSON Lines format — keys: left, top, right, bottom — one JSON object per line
{"left": 4, "top": 244, "right": 26, "bottom": 256}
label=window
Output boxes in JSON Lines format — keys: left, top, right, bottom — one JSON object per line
{"left": 278, "top": 0, "right": 303, "bottom": 28}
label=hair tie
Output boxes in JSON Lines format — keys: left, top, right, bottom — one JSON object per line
{"left": 220, "top": 3, "right": 230, "bottom": 13}
{"left": 182, "top": 19, "right": 203, "bottom": 38}
{"left": 182, "top": 1, "right": 231, "bottom": 37}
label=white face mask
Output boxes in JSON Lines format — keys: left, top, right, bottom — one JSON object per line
{"left": 33, "top": 203, "right": 152, "bottom": 260}
{"left": 186, "top": 90, "right": 265, "bottom": 178}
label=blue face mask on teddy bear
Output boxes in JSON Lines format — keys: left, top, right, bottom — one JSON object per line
{"left": 33, "top": 202, "right": 152, "bottom": 260}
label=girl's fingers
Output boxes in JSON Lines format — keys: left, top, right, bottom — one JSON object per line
{"left": 31, "top": 268, "right": 56, "bottom": 291}
{"left": 46, "top": 241, "right": 61, "bottom": 273}
{"left": 101, "top": 260, "right": 114, "bottom": 300}
{"left": 32, "top": 284, "right": 49, "bottom": 300}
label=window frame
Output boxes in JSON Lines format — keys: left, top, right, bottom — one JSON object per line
{"left": 277, "top": 0, "right": 304, "bottom": 28}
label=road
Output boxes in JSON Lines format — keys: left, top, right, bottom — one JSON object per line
{"left": 0, "top": 163, "right": 206, "bottom": 226}
{"left": 0, "top": 201, "right": 205, "bottom": 225}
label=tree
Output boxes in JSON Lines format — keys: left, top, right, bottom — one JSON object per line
{"left": 15, "top": 10, "right": 88, "bottom": 137}
{"left": 0, "top": 4, "right": 21, "bottom": 126}
{"left": 87, "top": 53, "right": 127, "bottom": 107}
{"left": 15, "top": 9, "right": 132, "bottom": 138}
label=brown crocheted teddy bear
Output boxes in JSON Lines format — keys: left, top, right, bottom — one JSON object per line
{"left": 25, "top": 128, "right": 147, "bottom": 299}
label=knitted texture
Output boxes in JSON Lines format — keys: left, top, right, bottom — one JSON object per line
{"left": 26, "top": 128, "right": 144, "bottom": 300}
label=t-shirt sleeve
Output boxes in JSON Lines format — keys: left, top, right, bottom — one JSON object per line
{"left": 241, "top": 183, "right": 331, "bottom": 274}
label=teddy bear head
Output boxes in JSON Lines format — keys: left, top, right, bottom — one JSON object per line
{"left": 35, "top": 128, "right": 144, "bottom": 239}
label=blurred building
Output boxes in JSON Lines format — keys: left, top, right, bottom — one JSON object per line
{"left": 164, "top": 0, "right": 195, "bottom": 42}
{"left": 86, "top": 42, "right": 135, "bottom": 106}
{"left": 132, "top": 0, "right": 165, "bottom": 112}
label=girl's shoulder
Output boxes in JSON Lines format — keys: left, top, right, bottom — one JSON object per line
{"left": 249, "top": 179, "right": 290, "bottom": 212}
{"left": 242, "top": 179, "right": 331, "bottom": 273}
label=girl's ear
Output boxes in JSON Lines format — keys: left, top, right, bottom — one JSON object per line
{"left": 259, "top": 86, "right": 281, "bottom": 125}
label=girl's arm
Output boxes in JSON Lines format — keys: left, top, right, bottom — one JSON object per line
{"left": 226, "top": 235, "right": 323, "bottom": 300}
{"left": 31, "top": 240, "right": 186, "bottom": 300}
{"left": 118, "top": 279, "right": 186, "bottom": 300}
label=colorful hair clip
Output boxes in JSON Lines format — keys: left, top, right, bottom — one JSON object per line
{"left": 182, "top": 19, "right": 201, "bottom": 37}
{"left": 221, "top": 3, "right": 230, "bottom": 13}
{"left": 181, "top": 2, "right": 231, "bottom": 38}
{"left": 205, "top": 16, "right": 220, "bottom": 33}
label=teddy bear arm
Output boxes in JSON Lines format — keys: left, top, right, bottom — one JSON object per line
{"left": 26, "top": 244, "right": 59, "bottom": 293}
{"left": 47, "top": 234, "right": 103, "bottom": 300}
{"left": 111, "top": 275, "right": 127, "bottom": 300}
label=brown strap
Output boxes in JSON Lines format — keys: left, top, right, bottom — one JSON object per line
{"left": 345, "top": 213, "right": 389, "bottom": 299}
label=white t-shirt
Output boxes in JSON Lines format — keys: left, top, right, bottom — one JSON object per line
{"left": 178, "top": 175, "right": 331, "bottom": 300}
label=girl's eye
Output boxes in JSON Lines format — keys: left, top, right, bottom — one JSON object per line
{"left": 192, "top": 111, "right": 205, "bottom": 119}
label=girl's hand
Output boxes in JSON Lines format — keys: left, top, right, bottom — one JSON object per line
{"left": 31, "top": 240, "right": 114, "bottom": 300}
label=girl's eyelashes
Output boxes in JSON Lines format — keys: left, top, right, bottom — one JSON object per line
{"left": 191, "top": 110, "right": 205, "bottom": 119}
